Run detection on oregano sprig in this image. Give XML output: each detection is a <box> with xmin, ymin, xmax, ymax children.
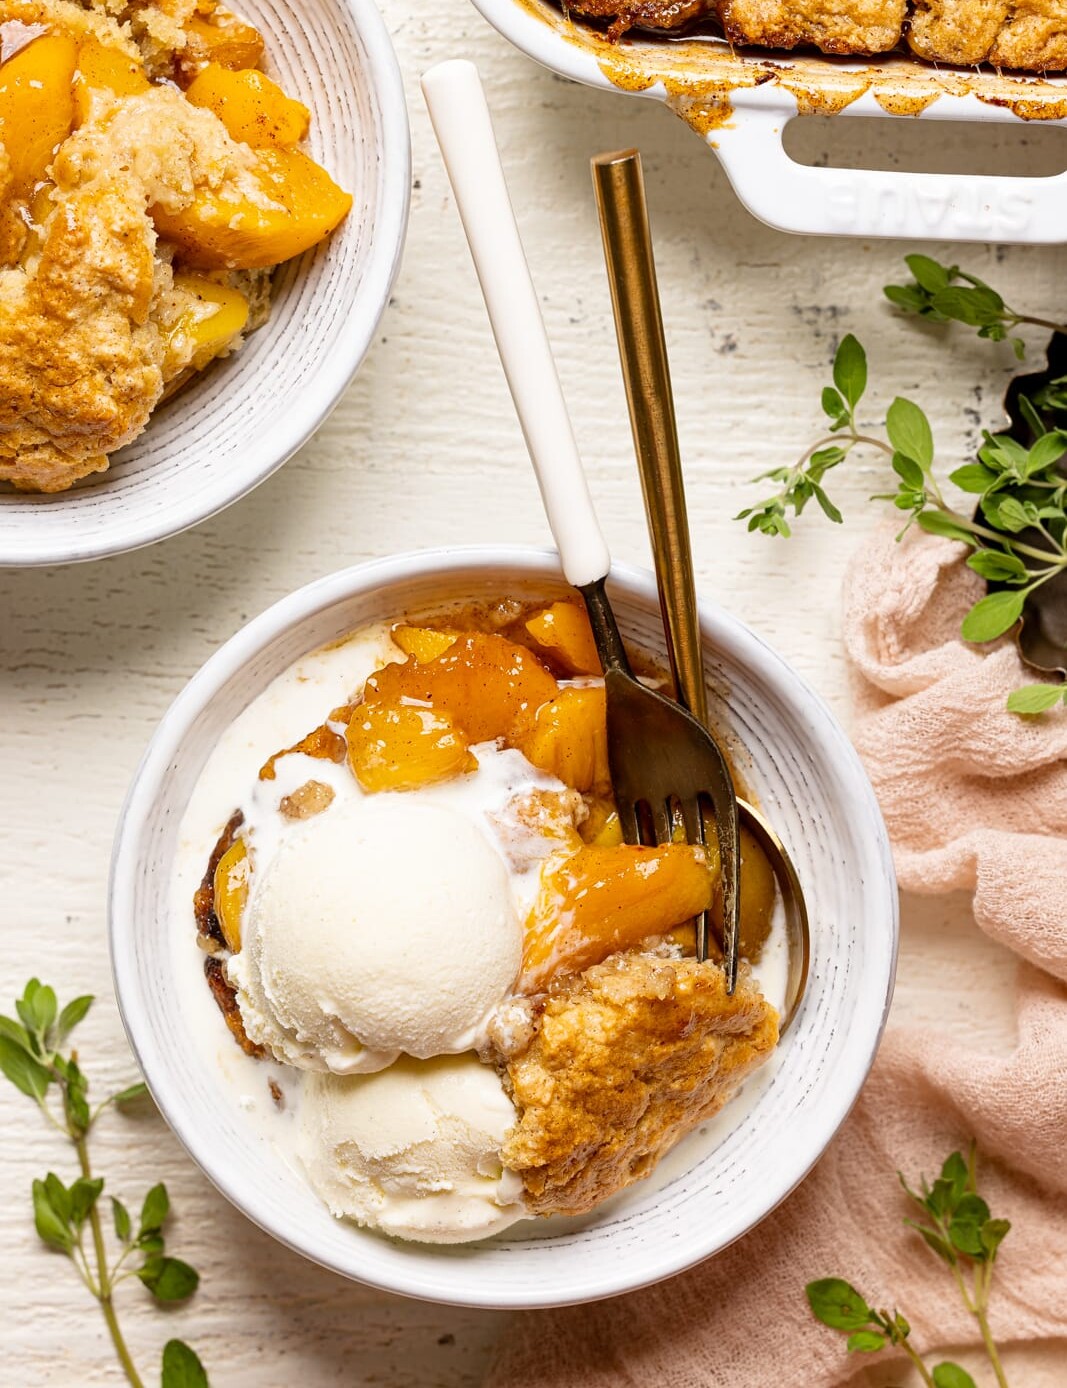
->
<box><xmin>0</xmin><ymin>979</ymin><xmax>210</xmax><ymax>1387</ymax></box>
<box><xmin>737</xmin><ymin>282</ymin><xmax>1067</xmax><ymax>710</ymax></box>
<box><xmin>807</xmin><ymin>1145</ymin><xmax>1012</xmax><ymax>1388</ymax></box>
<box><xmin>884</xmin><ymin>253</ymin><xmax>1067</xmax><ymax>360</ymax></box>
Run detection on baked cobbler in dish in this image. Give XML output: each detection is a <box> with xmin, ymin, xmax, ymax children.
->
<box><xmin>0</xmin><ymin>0</ymin><xmax>351</xmax><ymax>492</ymax></box>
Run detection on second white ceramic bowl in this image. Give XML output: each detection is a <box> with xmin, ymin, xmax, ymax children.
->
<box><xmin>110</xmin><ymin>548</ymin><xmax>897</xmax><ymax>1307</ymax></box>
<box><xmin>0</xmin><ymin>0</ymin><xmax>410</xmax><ymax>567</ymax></box>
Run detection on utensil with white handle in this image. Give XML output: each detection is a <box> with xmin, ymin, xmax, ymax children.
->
<box><xmin>422</xmin><ymin>58</ymin><xmax>741</xmax><ymax>985</ymax></box>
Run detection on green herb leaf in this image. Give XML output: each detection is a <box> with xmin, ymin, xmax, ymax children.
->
<box><xmin>966</xmin><ymin>550</ymin><xmax>1028</xmax><ymax>582</ymax></box>
<box><xmin>0</xmin><ymin>1014</ymin><xmax>33</xmax><ymax>1053</ymax></box>
<box><xmin>930</xmin><ymin>284</ymin><xmax>1005</xmax><ymax>327</ymax></box>
<box><xmin>915</xmin><ymin>512</ymin><xmax>977</xmax><ymax>546</ymax></box>
<box><xmin>833</xmin><ymin>335</ymin><xmax>867</xmax><ymax>411</ymax></box>
<box><xmin>812</xmin><ymin>485</ymin><xmax>844</xmax><ymax>524</ymax></box>
<box><xmin>112</xmin><ymin>1197</ymin><xmax>132</xmax><ymax>1244</ymax></box>
<box><xmin>960</xmin><ymin>590</ymin><xmax>1025</xmax><ymax>643</ymax></box>
<box><xmin>932</xmin><ymin>1363</ymin><xmax>978</xmax><ymax>1388</ymax></box>
<box><xmin>44</xmin><ymin>1173</ymin><xmax>72</xmax><ymax>1225</ymax></box>
<box><xmin>140</xmin><ymin>1183</ymin><xmax>170</xmax><ymax>1235</ymax></box>
<box><xmin>161</xmin><ymin>1339</ymin><xmax>209</xmax><ymax>1388</ymax></box>
<box><xmin>805</xmin><ymin>1278</ymin><xmax>873</xmax><ymax>1331</ymax></box>
<box><xmin>56</xmin><ymin>996</ymin><xmax>93</xmax><ymax>1042</ymax></box>
<box><xmin>821</xmin><ymin>386</ymin><xmax>848</xmax><ymax>427</ymax></box>
<box><xmin>884</xmin><ymin>282</ymin><xmax>932</xmax><ymax>316</ymax></box>
<box><xmin>948</xmin><ymin>463</ymin><xmax>998</xmax><ymax>494</ymax></box>
<box><xmin>886</xmin><ymin>398</ymin><xmax>934</xmax><ymax>469</ymax></box>
<box><xmin>139</xmin><ymin>1256</ymin><xmax>199</xmax><ymax>1302</ymax></box>
<box><xmin>1025</xmin><ymin>431</ymin><xmax>1067</xmax><ymax>473</ymax></box>
<box><xmin>892</xmin><ymin>453</ymin><xmax>925</xmax><ymax>490</ymax></box>
<box><xmin>112</xmin><ymin>1082</ymin><xmax>149</xmax><ymax>1107</ymax></box>
<box><xmin>1006</xmin><ymin>684</ymin><xmax>1066</xmax><ymax>715</ymax></box>
<box><xmin>32</xmin><ymin>1177</ymin><xmax>73</xmax><ymax>1253</ymax></box>
<box><xmin>981</xmin><ymin>1217</ymin><xmax>1011</xmax><ymax>1256</ymax></box>
<box><xmin>905</xmin><ymin>1219</ymin><xmax>956</xmax><ymax>1264</ymax></box>
<box><xmin>0</xmin><ymin>1035</ymin><xmax>51</xmax><ymax>1100</ymax></box>
<box><xmin>846</xmin><ymin>1330</ymin><xmax>886</xmax><ymax>1353</ymax></box>
<box><xmin>940</xmin><ymin>1152</ymin><xmax>969</xmax><ymax>1202</ymax></box>
<box><xmin>68</xmin><ymin>1177</ymin><xmax>104</xmax><ymax>1227</ymax></box>
<box><xmin>948</xmin><ymin>1193</ymin><xmax>993</xmax><ymax>1256</ymax></box>
<box><xmin>62</xmin><ymin>1059</ymin><xmax>90</xmax><ymax>1138</ymax></box>
<box><xmin>981</xmin><ymin>495</ymin><xmax>1033</xmax><ymax>534</ymax></box>
<box><xmin>905</xmin><ymin>254</ymin><xmax>952</xmax><ymax>295</ymax></box>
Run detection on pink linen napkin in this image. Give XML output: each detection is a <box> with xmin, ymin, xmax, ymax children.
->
<box><xmin>487</xmin><ymin>526</ymin><xmax>1067</xmax><ymax>1387</ymax></box>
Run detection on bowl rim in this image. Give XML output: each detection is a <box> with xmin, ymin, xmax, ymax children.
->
<box><xmin>0</xmin><ymin>0</ymin><xmax>411</xmax><ymax>569</ymax></box>
<box><xmin>109</xmin><ymin>545</ymin><xmax>899</xmax><ymax>1308</ymax></box>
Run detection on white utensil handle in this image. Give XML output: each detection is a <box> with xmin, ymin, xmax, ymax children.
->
<box><xmin>712</xmin><ymin>97</ymin><xmax>1067</xmax><ymax>244</ymax></box>
<box><xmin>421</xmin><ymin>59</ymin><xmax>611</xmax><ymax>588</ymax></box>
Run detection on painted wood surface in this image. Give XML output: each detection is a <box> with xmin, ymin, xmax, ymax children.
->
<box><xmin>2</xmin><ymin>1</ymin><xmax>1065</xmax><ymax>1381</ymax></box>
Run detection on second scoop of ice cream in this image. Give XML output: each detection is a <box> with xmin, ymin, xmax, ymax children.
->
<box><xmin>228</xmin><ymin>798</ymin><xmax>522</xmax><ymax>1072</ymax></box>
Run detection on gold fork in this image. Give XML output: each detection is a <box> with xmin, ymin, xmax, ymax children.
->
<box><xmin>592</xmin><ymin>147</ymin><xmax>810</xmax><ymax>1028</ymax></box>
<box><xmin>422</xmin><ymin>60</ymin><xmax>742</xmax><ymax>989</ymax></box>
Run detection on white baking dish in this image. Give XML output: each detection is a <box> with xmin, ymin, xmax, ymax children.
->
<box><xmin>471</xmin><ymin>0</ymin><xmax>1067</xmax><ymax>243</ymax></box>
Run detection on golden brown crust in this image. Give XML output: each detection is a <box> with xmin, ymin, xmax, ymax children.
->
<box><xmin>194</xmin><ymin>810</ymin><xmax>264</xmax><ymax>1057</ymax></box>
<box><xmin>566</xmin><ymin>0</ymin><xmax>710</xmax><ymax>37</ymax></box>
<box><xmin>563</xmin><ymin>0</ymin><xmax>1064</xmax><ymax>68</ymax></box>
<box><xmin>908</xmin><ymin>0</ymin><xmax>1067</xmax><ymax>71</ymax></box>
<box><xmin>718</xmin><ymin>0</ymin><xmax>905</xmax><ymax>54</ymax></box>
<box><xmin>501</xmin><ymin>951</ymin><xmax>778</xmax><ymax>1216</ymax></box>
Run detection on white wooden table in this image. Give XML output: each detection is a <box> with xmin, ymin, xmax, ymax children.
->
<box><xmin>2</xmin><ymin>3</ymin><xmax>1065</xmax><ymax>1382</ymax></box>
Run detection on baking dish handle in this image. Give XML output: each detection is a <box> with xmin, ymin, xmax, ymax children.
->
<box><xmin>710</xmin><ymin>98</ymin><xmax>1067</xmax><ymax>244</ymax></box>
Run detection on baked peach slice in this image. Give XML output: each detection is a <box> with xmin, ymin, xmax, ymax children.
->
<box><xmin>72</xmin><ymin>38</ymin><xmax>149</xmax><ymax>124</ymax></box>
<box><xmin>364</xmin><ymin>632</ymin><xmax>559</xmax><ymax>745</ymax></box>
<box><xmin>184</xmin><ymin>64</ymin><xmax>309</xmax><ymax>148</ymax></box>
<box><xmin>346</xmin><ymin>702</ymin><xmax>476</xmax><ymax>793</ymax></box>
<box><xmin>0</xmin><ymin>33</ymin><xmax>77</xmax><ymax>193</ymax></box>
<box><xmin>180</xmin><ymin>12</ymin><xmax>266</xmax><ymax>79</ymax></box>
<box><xmin>391</xmin><ymin>625</ymin><xmax>457</xmax><ymax>663</ymax></box>
<box><xmin>213</xmin><ymin>837</ymin><xmax>249</xmax><ymax>952</ymax></box>
<box><xmin>151</xmin><ymin>146</ymin><xmax>352</xmax><ymax>270</ymax></box>
<box><xmin>524</xmin><ymin>601</ymin><xmax>600</xmax><ymax>676</ymax></box>
<box><xmin>518</xmin><ymin>685</ymin><xmax>610</xmax><ymax>795</ymax></box>
<box><xmin>521</xmin><ymin>842</ymin><xmax>715</xmax><ymax>991</ymax></box>
<box><xmin>163</xmin><ymin>273</ymin><xmax>249</xmax><ymax>376</ymax></box>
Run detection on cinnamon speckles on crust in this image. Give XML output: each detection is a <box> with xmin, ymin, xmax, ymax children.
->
<box><xmin>500</xmin><ymin>951</ymin><xmax>778</xmax><ymax>1216</ymax></box>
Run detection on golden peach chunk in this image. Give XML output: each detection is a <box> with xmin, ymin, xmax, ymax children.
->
<box><xmin>213</xmin><ymin>837</ymin><xmax>249</xmax><ymax>952</ymax></box>
<box><xmin>518</xmin><ymin>685</ymin><xmax>609</xmax><ymax>794</ymax></box>
<box><xmin>364</xmin><ymin>632</ymin><xmax>559</xmax><ymax>745</ymax></box>
<box><xmin>184</xmin><ymin>65</ymin><xmax>309</xmax><ymax>149</ymax></box>
<box><xmin>72</xmin><ymin>38</ymin><xmax>149</xmax><ymax>125</ymax></box>
<box><xmin>521</xmin><ymin>842</ymin><xmax>715</xmax><ymax>991</ymax></box>
<box><xmin>346</xmin><ymin>701</ymin><xmax>477</xmax><ymax>792</ymax></box>
<box><xmin>165</xmin><ymin>273</ymin><xmax>249</xmax><ymax>373</ymax></box>
<box><xmin>181</xmin><ymin>13</ymin><xmax>266</xmax><ymax>79</ymax></box>
<box><xmin>524</xmin><ymin>601</ymin><xmax>601</xmax><ymax>676</ymax></box>
<box><xmin>391</xmin><ymin>625</ymin><xmax>458</xmax><ymax>663</ymax></box>
<box><xmin>0</xmin><ymin>34</ymin><xmax>77</xmax><ymax>194</ymax></box>
<box><xmin>151</xmin><ymin>147</ymin><xmax>352</xmax><ymax>271</ymax></box>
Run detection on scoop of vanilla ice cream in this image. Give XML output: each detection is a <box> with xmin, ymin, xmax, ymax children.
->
<box><xmin>227</xmin><ymin>799</ymin><xmax>521</xmax><ymax>1073</ymax></box>
<box><xmin>299</xmin><ymin>1054</ymin><xmax>526</xmax><ymax>1243</ymax></box>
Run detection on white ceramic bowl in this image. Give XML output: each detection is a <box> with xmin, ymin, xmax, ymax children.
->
<box><xmin>0</xmin><ymin>0</ymin><xmax>409</xmax><ymax>567</ymax></box>
<box><xmin>110</xmin><ymin>548</ymin><xmax>898</xmax><ymax>1308</ymax></box>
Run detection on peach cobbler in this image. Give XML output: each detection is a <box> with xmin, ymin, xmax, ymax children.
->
<box><xmin>193</xmin><ymin>597</ymin><xmax>781</xmax><ymax>1241</ymax></box>
<box><xmin>0</xmin><ymin>0</ymin><xmax>351</xmax><ymax>492</ymax></box>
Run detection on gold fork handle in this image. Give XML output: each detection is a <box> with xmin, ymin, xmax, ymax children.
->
<box><xmin>591</xmin><ymin>149</ymin><xmax>707</xmax><ymax>725</ymax></box>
